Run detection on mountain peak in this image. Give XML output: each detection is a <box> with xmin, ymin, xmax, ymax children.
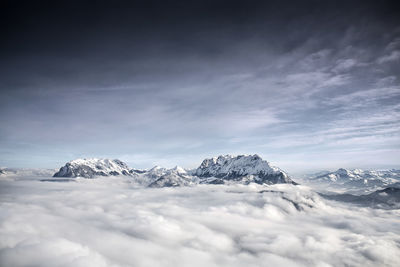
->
<box><xmin>171</xmin><ymin>166</ymin><xmax>186</xmax><ymax>174</ymax></box>
<box><xmin>195</xmin><ymin>154</ymin><xmax>294</xmax><ymax>184</ymax></box>
<box><xmin>53</xmin><ymin>158</ymin><xmax>131</xmax><ymax>178</ymax></box>
<box><xmin>309</xmin><ymin>168</ymin><xmax>400</xmax><ymax>192</ymax></box>
<box><xmin>52</xmin><ymin>155</ymin><xmax>295</xmax><ymax>186</ymax></box>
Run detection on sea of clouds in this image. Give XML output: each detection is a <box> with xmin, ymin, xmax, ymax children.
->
<box><xmin>0</xmin><ymin>175</ymin><xmax>399</xmax><ymax>267</ymax></box>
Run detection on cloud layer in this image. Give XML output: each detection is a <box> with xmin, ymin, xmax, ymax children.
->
<box><xmin>0</xmin><ymin>177</ymin><xmax>399</xmax><ymax>266</ymax></box>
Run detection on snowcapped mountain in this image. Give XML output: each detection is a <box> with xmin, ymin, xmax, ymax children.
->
<box><xmin>53</xmin><ymin>158</ymin><xmax>133</xmax><ymax>178</ymax></box>
<box><xmin>145</xmin><ymin>166</ymin><xmax>168</xmax><ymax>178</ymax></box>
<box><xmin>52</xmin><ymin>155</ymin><xmax>295</xmax><ymax>186</ymax></box>
<box><xmin>307</xmin><ymin>168</ymin><xmax>400</xmax><ymax>193</ymax></box>
<box><xmin>148</xmin><ymin>166</ymin><xmax>195</xmax><ymax>188</ymax></box>
<box><xmin>195</xmin><ymin>154</ymin><xmax>295</xmax><ymax>185</ymax></box>
<box><xmin>312</xmin><ymin>168</ymin><xmax>399</xmax><ymax>182</ymax></box>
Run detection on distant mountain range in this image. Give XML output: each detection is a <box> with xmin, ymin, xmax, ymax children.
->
<box><xmin>306</xmin><ymin>168</ymin><xmax>400</xmax><ymax>193</ymax></box>
<box><xmin>53</xmin><ymin>154</ymin><xmax>296</xmax><ymax>186</ymax></box>
<box><xmin>321</xmin><ymin>187</ymin><xmax>400</xmax><ymax>209</ymax></box>
<box><xmin>3</xmin><ymin>159</ymin><xmax>400</xmax><ymax>209</ymax></box>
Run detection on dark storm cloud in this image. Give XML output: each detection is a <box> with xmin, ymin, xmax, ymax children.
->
<box><xmin>0</xmin><ymin>0</ymin><xmax>399</xmax><ymax>170</ymax></box>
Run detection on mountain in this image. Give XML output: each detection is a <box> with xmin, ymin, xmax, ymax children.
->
<box><xmin>311</xmin><ymin>168</ymin><xmax>400</xmax><ymax>184</ymax></box>
<box><xmin>321</xmin><ymin>187</ymin><xmax>400</xmax><ymax>209</ymax></box>
<box><xmin>52</xmin><ymin>155</ymin><xmax>295</xmax><ymax>186</ymax></box>
<box><xmin>312</xmin><ymin>168</ymin><xmax>400</xmax><ymax>182</ymax></box>
<box><xmin>53</xmin><ymin>158</ymin><xmax>133</xmax><ymax>178</ymax></box>
<box><xmin>148</xmin><ymin>166</ymin><xmax>195</xmax><ymax>188</ymax></box>
<box><xmin>195</xmin><ymin>154</ymin><xmax>295</xmax><ymax>185</ymax></box>
<box><xmin>307</xmin><ymin>168</ymin><xmax>400</xmax><ymax>193</ymax></box>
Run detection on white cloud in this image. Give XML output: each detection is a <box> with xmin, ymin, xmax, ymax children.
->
<box><xmin>324</xmin><ymin>86</ymin><xmax>400</xmax><ymax>107</ymax></box>
<box><xmin>283</xmin><ymin>71</ymin><xmax>350</xmax><ymax>97</ymax></box>
<box><xmin>332</xmin><ymin>58</ymin><xmax>358</xmax><ymax>73</ymax></box>
<box><xmin>377</xmin><ymin>50</ymin><xmax>400</xmax><ymax>64</ymax></box>
<box><xmin>0</xmin><ymin>178</ymin><xmax>399</xmax><ymax>267</ymax></box>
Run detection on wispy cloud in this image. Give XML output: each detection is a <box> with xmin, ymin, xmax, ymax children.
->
<box><xmin>377</xmin><ymin>50</ymin><xmax>400</xmax><ymax>64</ymax></box>
<box><xmin>1</xmin><ymin>3</ymin><xmax>399</xmax><ymax>171</ymax></box>
<box><xmin>323</xmin><ymin>86</ymin><xmax>400</xmax><ymax>107</ymax></box>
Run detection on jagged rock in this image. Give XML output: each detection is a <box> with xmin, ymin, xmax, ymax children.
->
<box><xmin>53</xmin><ymin>158</ymin><xmax>133</xmax><ymax>178</ymax></box>
<box><xmin>52</xmin><ymin>155</ymin><xmax>296</xmax><ymax>186</ymax></box>
<box><xmin>195</xmin><ymin>154</ymin><xmax>295</xmax><ymax>185</ymax></box>
<box><xmin>309</xmin><ymin>168</ymin><xmax>400</xmax><ymax>190</ymax></box>
<box><xmin>148</xmin><ymin>166</ymin><xmax>194</xmax><ymax>188</ymax></box>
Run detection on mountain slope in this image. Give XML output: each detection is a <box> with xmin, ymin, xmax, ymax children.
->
<box><xmin>148</xmin><ymin>166</ymin><xmax>195</xmax><ymax>188</ymax></box>
<box><xmin>195</xmin><ymin>154</ymin><xmax>295</xmax><ymax>185</ymax></box>
<box><xmin>53</xmin><ymin>158</ymin><xmax>133</xmax><ymax>178</ymax></box>
<box><xmin>313</xmin><ymin>168</ymin><xmax>399</xmax><ymax>182</ymax></box>
<box><xmin>52</xmin><ymin>155</ymin><xmax>295</xmax><ymax>186</ymax></box>
<box><xmin>308</xmin><ymin>168</ymin><xmax>400</xmax><ymax>192</ymax></box>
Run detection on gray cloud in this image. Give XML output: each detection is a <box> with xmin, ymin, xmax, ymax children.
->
<box><xmin>0</xmin><ymin>1</ymin><xmax>399</xmax><ymax>171</ymax></box>
<box><xmin>378</xmin><ymin>51</ymin><xmax>400</xmax><ymax>64</ymax></box>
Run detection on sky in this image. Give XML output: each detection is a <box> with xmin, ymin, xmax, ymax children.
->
<box><xmin>0</xmin><ymin>0</ymin><xmax>399</xmax><ymax>173</ymax></box>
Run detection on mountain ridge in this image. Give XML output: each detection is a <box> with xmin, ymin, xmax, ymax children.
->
<box><xmin>53</xmin><ymin>158</ymin><xmax>132</xmax><ymax>178</ymax></box>
<box><xmin>306</xmin><ymin>168</ymin><xmax>400</xmax><ymax>193</ymax></box>
<box><xmin>52</xmin><ymin>155</ymin><xmax>295</xmax><ymax>186</ymax></box>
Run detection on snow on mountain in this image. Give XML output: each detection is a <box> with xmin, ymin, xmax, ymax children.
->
<box><xmin>148</xmin><ymin>166</ymin><xmax>194</xmax><ymax>188</ymax></box>
<box><xmin>53</xmin><ymin>158</ymin><xmax>133</xmax><ymax>178</ymax></box>
<box><xmin>311</xmin><ymin>168</ymin><xmax>400</xmax><ymax>183</ymax></box>
<box><xmin>52</xmin><ymin>155</ymin><xmax>295</xmax><ymax>186</ymax></box>
<box><xmin>307</xmin><ymin>168</ymin><xmax>400</xmax><ymax>193</ymax></box>
<box><xmin>130</xmin><ymin>168</ymin><xmax>147</xmax><ymax>174</ymax></box>
<box><xmin>145</xmin><ymin>166</ymin><xmax>168</xmax><ymax>177</ymax></box>
<box><xmin>195</xmin><ymin>154</ymin><xmax>295</xmax><ymax>185</ymax></box>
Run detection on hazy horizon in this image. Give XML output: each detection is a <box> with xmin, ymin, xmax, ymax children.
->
<box><xmin>1</xmin><ymin>153</ymin><xmax>399</xmax><ymax>177</ymax></box>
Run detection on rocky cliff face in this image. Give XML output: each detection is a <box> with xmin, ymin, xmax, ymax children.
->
<box><xmin>311</xmin><ymin>168</ymin><xmax>400</xmax><ymax>185</ymax></box>
<box><xmin>195</xmin><ymin>154</ymin><xmax>295</xmax><ymax>185</ymax></box>
<box><xmin>52</xmin><ymin>155</ymin><xmax>295</xmax><ymax>186</ymax></box>
<box><xmin>305</xmin><ymin>168</ymin><xmax>400</xmax><ymax>193</ymax></box>
<box><xmin>53</xmin><ymin>158</ymin><xmax>132</xmax><ymax>178</ymax></box>
<box><xmin>148</xmin><ymin>166</ymin><xmax>194</xmax><ymax>188</ymax></box>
